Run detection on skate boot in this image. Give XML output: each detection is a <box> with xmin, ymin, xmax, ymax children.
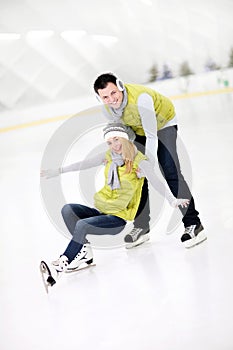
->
<box><xmin>181</xmin><ymin>223</ymin><xmax>207</xmax><ymax>248</ymax></box>
<box><xmin>66</xmin><ymin>243</ymin><xmax>94</xmax><ymax>273</ymax></box>
<box><xmin>40</xmin><ymin>255</ymin><xmax>69</xmax><ymax>293</ymax></box>
<box><xmin>124</xmin><ymin>227</ymin><xmax>150</xmax><ymax>249</ymax></box>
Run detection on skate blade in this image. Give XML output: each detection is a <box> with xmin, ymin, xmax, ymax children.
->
<box><xmin>183</xmin><ymin>232</ymin><xmax>207</xmax><ymax>249</ymax></box>
<box><xmin>125</xmin><ymin>234</ymin><xmax>150</xmax><ymax>249</ymax></box>
<box><xmin>40</xmin><ymin>261</ymin><xmax>56</xmax><ymax>294</ymax></box>
<box><xmin>65</xmin><ymin>262</ymin><xmax>96</xmax><ymax>274</ymax></box>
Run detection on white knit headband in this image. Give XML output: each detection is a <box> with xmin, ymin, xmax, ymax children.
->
<box><xmin>104</xmin><ymin>130</ymin><xmax>129</xmax><ymax>141</ymax></box>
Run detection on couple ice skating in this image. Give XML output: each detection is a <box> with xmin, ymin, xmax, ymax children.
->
<box><xmin>40</xmin><ymin>73</ymin><xmax>206</xmax><ymax>291</ymax></box>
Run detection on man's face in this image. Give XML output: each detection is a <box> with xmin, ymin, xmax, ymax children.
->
<box><xmin>97</xmin><ymin>82</ymin><xmax>123</xmax><ymax>109</ymax></box>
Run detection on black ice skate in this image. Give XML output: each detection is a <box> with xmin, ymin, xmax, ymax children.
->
<box><xmin>181</xmin><ymin>223</ymin><xmax>207</xmax><ymax>248</ymax></box>
<box><xmin>124</xmin><ymin>227</ymin><xmax>150</xmax><ymax>249</ymax></box>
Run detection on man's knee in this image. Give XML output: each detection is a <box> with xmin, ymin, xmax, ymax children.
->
<box><xmin>160</xmin><ymin>163</ymin><xmax>178</xmax><ymax>180</ymax></box>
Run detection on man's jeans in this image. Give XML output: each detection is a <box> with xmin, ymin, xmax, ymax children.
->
<box><xmin>134</xmin><ymin>126</ymin><xmax>200</xmax><ymax>229</ymax></box>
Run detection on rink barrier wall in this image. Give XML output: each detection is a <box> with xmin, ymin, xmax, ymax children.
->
<box><xmin>0</xmin><ymin>87</ymin><xmax>233</xmax><ymax>133</ymax></box>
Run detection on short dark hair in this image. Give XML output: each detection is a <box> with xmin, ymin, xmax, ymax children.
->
<box><xmin>93</xmin><ymin>73</ymin><xmax>117</xmax><ymax>93</ymax></box>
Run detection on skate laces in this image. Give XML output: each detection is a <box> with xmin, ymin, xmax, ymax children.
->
<box><xmin>74</xmin><ymin>244</ymin><xmax>87</xmax><ymax>260</ymax></box>
<box><xmin>184</xmin><ymin>225</ymin><xmax>196</xmax><ymax>236</ymax></box>
<box><xmin>129</xmin><ymin>228</ymin><xmax>143</xmax><ymax>239</ymax></box>
<box><xmin>52</xmin><ymin>255</ymin><xmax>68</xmax><ymax>271</ymax></box>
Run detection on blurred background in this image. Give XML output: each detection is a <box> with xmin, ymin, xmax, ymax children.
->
<box><xmin>0</xmin><ymin>0</ymin><xmax>233</xmax><ymax>120</ymax></box>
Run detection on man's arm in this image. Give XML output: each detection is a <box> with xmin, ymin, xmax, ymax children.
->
<box><xmin>138</xmin><ymin>160</ymin><xmax>189</xmax><ymax>208</ymax></box>
<box><xmin>137</xmin><ymin>93</ymin><xmax>158</xmax><ymax>165</ymax></box>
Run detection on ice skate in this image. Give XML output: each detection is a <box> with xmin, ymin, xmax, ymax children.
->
<box><xmin>124</xmin><ymin>227</ymin><xmax>150</xmax><ymax>249</ymax></box>
<box><xmin>181</xmin><ymin>223</ymin><xmax>207</xmax><ymax>248</ymax></box>
<box><xmin>65</xmin><ymin>243</ymin><xmax>95</xmax><ymax>273</ymax></box>
<box><xmin>40</xmin><ymin>255</ymin><xmax>69</xmax><ymax>293</ymax></box>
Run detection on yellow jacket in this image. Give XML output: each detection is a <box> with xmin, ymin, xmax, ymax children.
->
<box><xmin>105</xmin><ymin>83</ymin><xmax>175</xmax><ymax>135</ymax></box>
<box><xmin>94</xmin><ymin>150</ymin><xmax>147</xmax><ymax>221</ymax></box>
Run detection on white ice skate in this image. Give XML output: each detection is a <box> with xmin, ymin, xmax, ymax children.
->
<box><xmin>65</xmin><ymin>243</ymin><xmax>95</xmax><ymax>273</ymax></box>
<box><xmin>40</xmin><ymin>255</ymin><xmax>69</xmax><ymax>293</ymax></box>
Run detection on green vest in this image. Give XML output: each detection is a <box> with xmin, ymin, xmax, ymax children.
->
<box><xmin>94</xmin><ymin>150</ymin><xmax>147</xmax><ymax>221</ymax></box>
<box><xmin>105</xmin><ymin>84</ymin><xmax>175</xmax><ymax>136</ymax></box>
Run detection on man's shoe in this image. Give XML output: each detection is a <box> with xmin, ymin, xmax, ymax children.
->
<box><xmin>124</xmin><ymin>227</ymin><xmax>150</xmax><ymax>249</ymax></box>
<box><xmin>181</xmin><ymin>223</ymin><xmax>206</xmax><ymax>248</ymax></box>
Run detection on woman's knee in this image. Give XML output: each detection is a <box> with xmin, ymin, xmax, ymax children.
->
<box><xmin>73</xmin><ymin>220</ymin><xmax>89</xmax><ymax>243</ymax></box>
<box><xmin>61</xmin><ymin>203</ymin><xmax>72</xmax><ymax>220</ymax></box>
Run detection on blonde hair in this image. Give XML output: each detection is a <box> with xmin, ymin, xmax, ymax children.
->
<box><xmin>119</xmin><ymin>137</ymin><xmax>137</xmax><ymax>173</ymax></box>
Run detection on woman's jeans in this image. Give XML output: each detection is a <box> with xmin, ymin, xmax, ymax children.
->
<box><xmin>61</xmin><ymin>204</ymin><xmax>126</xmax><ymax>262</ymax></box>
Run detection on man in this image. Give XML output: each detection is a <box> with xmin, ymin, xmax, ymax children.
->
<box><xmin>93</xmin><ymin>72</ymin><xmax>206</xmax><ymax>249</ymax></box>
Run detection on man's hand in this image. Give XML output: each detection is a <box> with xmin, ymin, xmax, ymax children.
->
<box><xmin>171</xmin><ymin>198</ymin><xmax>190</xmax><ymax>208</ymax></box>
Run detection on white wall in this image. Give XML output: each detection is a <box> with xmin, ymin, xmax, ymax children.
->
<box><xmin>1</xmin><ymin>0</ymin><xmax>233</xmax><ymax>114</ymax></box>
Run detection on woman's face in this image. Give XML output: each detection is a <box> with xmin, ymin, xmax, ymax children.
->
<box><xmin>106</xmin><ymin>137</ymin><xmax>122</xmax><ymax>154</ymax></box>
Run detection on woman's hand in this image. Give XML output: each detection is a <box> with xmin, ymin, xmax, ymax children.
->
<box><xmin>171</xmin><ymin>198</ymin><xmax>190</xmax><ymax>208</ymax></box>
<box><xmin>40</xmin><ymin>168</ymin><xmax>60</xmax><ymax>179</ymax></box>
<box><xmin>135</xmin><ymin>167</ymin><xmax>145</xmax><ymax>178</ymax></box>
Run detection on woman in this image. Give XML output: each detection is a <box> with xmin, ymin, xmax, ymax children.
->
<box><xmin>40</xmin><ymin>123</ymin><xmax>189</xmax><ymax>288</ymax></box>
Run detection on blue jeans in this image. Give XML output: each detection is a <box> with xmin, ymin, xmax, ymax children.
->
<box><xmin>157</xmin><ymin>126</ymin><xmax>201</xmax><ymax>227</ymax></box>
<box><xmin>61</xmin><ymin>204</ymin><xmax>126</xmax><ymax>262</ymax></box>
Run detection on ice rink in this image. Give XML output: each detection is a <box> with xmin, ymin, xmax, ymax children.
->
<box><xmin>1</xmin><ymin>89</ymin><xmax>233</xmax><ymax>350</ymax></box>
